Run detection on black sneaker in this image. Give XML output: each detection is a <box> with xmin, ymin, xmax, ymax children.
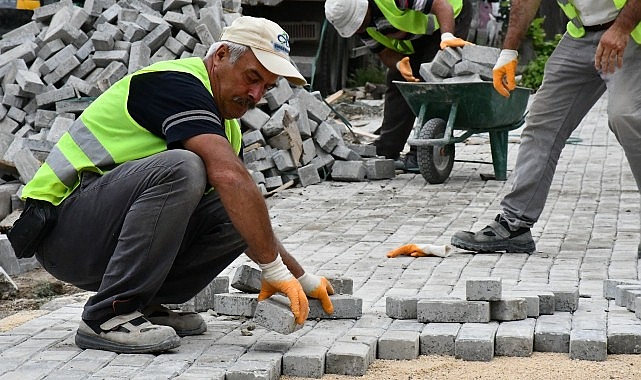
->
<box><xmin>403</xmin><ymin>153</ymin><xmax>419</xmax><ymax>173</ymax></box>
<box><xmin>451</xmin><ymin>214</ymin><xmax>536</xmax><ymax>253</ymax></box>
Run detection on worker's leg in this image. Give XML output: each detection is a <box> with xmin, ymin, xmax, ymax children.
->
<box><xmin>500</xmin><ymin>32</ymin><xmax>606</xmax><ymax>229</ymax></box>
<box><xmin>451</xmin><ymin>33</ymin><xmax>606</xmax><ymax>253</ymax></box>
<box><xmin>37</xmin><ymin>149</ymin><xmax>207</xmax><ymax>322</ymax></box>
<box><xmin>606</xmin><ymin>41</ymin><xmax>641</xmax><ymax>191</ymax></box>
<box><xmin>149</xmin><ymin>192</ymin><xmax>248</xmax><ymax>304</ymax></box>
<box><xmin>374</xmin><ymin>0</ymin><xmax>472</xmax><ymax>161</ymax></box>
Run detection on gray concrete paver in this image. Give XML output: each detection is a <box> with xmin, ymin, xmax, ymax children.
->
<box><xmin>2</xmin><ymin>93</ymin><xmax>641</xmax><ymax>377</ymax></box>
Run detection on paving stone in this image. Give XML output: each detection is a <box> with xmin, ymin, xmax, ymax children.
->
<box><xmin>570</xmin><ymin>329</ymin><xmax>607</xmax><ymax>361</ymax></box>
<box><xmin>417</xmin><ymin>299</ymin><xmax>490</xmax><ymax>323</ymax></box>
<box><xmin>377</xmin><ymin>329</ymin><xmax>420</xmax><ymax>360</ymax></box>
<box><xmin>419</xmin><ymin>322</ymin><xmax>461</xmax><ymax>356</ymax></box>
<box><xmin>455</xmin><ymin>322</ymin><xmax>499</xmax><ymax>362</ymax></box>
<box><xmin>534</xmin><ymin>313</ymin><xmax>572</xmax><ymax>352</ymax></box>
<box><xmin>495</xmin><ymin>318</ymin><xmax>535</xmax><ymax>357</ymax></box>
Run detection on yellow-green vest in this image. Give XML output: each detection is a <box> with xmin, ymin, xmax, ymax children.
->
<box><xmin>22</xmin><ymin>57</ymin><xmax>243</xmax><ymax>205</ymax></box>
<box><xmin>367</xmin><ymin>0</ymin><xmax>463</xmax><ymax>54</ymax></box>
<box><xmin>557</xmin><ymin>0</ymin><xmax>641</xmax><ymax>43</ymax></box>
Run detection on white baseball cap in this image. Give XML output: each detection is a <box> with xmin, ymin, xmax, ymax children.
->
<box><xmin>324</xmin><ymin>0</ymin><xmax>369</xmax><ymax>38</ymax></box>
<box><xmin>221</xmin><ymin>16</ymin><xmax>306</xmax><ymax>86</ymax></box>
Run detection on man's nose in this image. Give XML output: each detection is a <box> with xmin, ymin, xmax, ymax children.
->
<box><xmin>248</xmin><ymin>84</ymin><xmax>265</xmax><ymax>102</ymax></box>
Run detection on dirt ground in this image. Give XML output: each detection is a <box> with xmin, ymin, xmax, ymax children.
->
<box><xmin>3</xmin><ymin>269</ymin><xmax>641</xmax><ymax>378</ymax></box>
<box><xmin>0</xmin><ymin>268</ymin><xmax>83</xmax><ymax>323</ymax></box>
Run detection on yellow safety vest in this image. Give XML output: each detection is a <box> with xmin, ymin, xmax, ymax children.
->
<box><xmin>367</xmin><ymin>0</ymin><xmax>463</xmax><ymax>54</ymax></box>
<box><xmin>557</xmin><ymin>0</ymin><xmax>641</xmax><ymax>43</ymax></box>
<box><xmin>22</xmin><ymin>57</ymin><xmax>243</xmax><ymax>205</ymax></box>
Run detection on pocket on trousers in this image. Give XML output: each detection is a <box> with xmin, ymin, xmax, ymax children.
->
<box><xmin>7</xmin><ymin>200</ymin><xmax>58</xmax><ymax>259</ymax></box>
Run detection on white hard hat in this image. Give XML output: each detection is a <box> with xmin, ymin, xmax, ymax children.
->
<box><xmin>324</xmin><ymin>0</ymin><xmax>369</xmax><ymax>38</ymax></box>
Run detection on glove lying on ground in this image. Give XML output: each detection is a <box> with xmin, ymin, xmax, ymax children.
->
<box><xmin>297</xmin><ymin>273</ymin><xmax>335</xmax><ymax>314</ymax></box>
<box><xmin>386</xmin><ymin>243</ymin><xmax>453</xmax><ymax>258</ymax></box>
<box><xmin>258</xmin><ymin>255</ymin><xmax>309</xmax><ymax>324</ymax></box>
<box><xmin>440</xmin><ymin>32</ymin><xmax>472</xmax><ymax>50</ymax></box>
<box><xmin>396</xmin><ymin>57</ymin><xmax>420</xmax><ymax>82</ymax></box>
<box><xmin>493</xmin><ymin>49</ymin><xmax>518</xmax><ymax>97</ymax></box>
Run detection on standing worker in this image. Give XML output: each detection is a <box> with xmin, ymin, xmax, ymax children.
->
<box><xmin>451</xmin><ymin>1</ymin><xmax>641</xmax><ymax>253</ymax></box>
<box><xmin>324</xmin><ymin>0</ymin><xmax>473</xmax><ymax>172</ymax></box>
<box><xmin>8</xmin><ymin>16</ymin><xmax>334</xmax><ymax>354</ymax></box>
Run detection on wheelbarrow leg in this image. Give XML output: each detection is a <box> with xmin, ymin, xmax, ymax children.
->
<box><xmin>488</xmin><ymin>130</ymin><xmax>509</xmax><ymax>181</ymax></box>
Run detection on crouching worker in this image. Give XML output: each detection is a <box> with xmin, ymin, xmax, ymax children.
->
<box><xmin>8</xmin><ymin>16</ymin><xmax>334</xmax><ymax>354</ymax></box>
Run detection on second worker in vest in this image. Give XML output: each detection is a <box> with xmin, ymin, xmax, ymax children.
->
<box><xmin>9</xmin><ymin>16</ymin><xmax>334</xmax><ymax>354</ymax></box>
<box><xmin>325</xmin><ymin>0</ymin><xmax>472</xmax><ymax>172</ymax></box>
<box><xmin>451</xmin><ymin>0</ymin><xmax>641</xmax><ymax>254</ymax></box>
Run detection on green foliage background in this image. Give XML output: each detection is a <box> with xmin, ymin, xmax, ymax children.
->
<box><xmin>519</xmin><ymin>17</ymin><xmax>562</xmax><ymax>91</ymax></box>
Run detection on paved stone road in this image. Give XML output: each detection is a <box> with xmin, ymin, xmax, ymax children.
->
<box><xmin>1</xmin><ymin>93</ymin><xmax>640</xmax><ymax>379</ymax></box>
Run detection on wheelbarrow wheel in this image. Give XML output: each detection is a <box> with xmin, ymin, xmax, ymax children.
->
<box><xmin>417</xmin><ymin>118</ymin><xmax>455</xmax><ymax>184</ymax></box>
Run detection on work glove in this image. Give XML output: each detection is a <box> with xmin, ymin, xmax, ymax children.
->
<box><xmin>297</xmin><ymin>273</ymin><xmax>335</xmax><ymax>314</ymax></box>
<box><xmin>258</xmin><ymin>255</ymin><xmax>309</xmax><ymax>324</ymax></box>
<box><xmin>386</xmin><ymin>243</ymin><xmax>453</xmax><ymax>258</ymax></box>
<box><xmin>396</xmin><ymin>57</ymin><xmax>420</xmax><ymax>82</ymax></box>
<box><xmin>493</xmin><ymin>49</ymin><xmax>518</xmax><ymax>97</ymax></box>
<box><xmin>439</xmin><ymin>32</ymin><xmax>471</xmax><ymax>50</ymax></box>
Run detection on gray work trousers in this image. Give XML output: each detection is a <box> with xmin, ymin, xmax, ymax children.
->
<box><xmin>501</xmin><ymin>31</ymin><xmax>641</xmax><ymax>229</ymax></box>
<box><xmin>36</xmin><ymin>150</ymin><xmax>247</xmax><ymax>322</ymax></box>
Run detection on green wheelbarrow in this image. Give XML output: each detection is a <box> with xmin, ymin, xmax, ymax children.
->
<box><xmin>394</xmin><ymin>81</ymin><xmax>532</xmax><ymax>184</ymax></box>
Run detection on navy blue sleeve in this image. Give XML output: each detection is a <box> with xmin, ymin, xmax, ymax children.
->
<box><xmin>127</xmin><ymin>71</ymin><xmax>227</xmax><ymax>149</ymax></box>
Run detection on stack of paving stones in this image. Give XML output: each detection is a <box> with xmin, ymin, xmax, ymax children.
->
<box><xmin>170</xmin><ymin>262</ymin><xmax>386</xmax><ymax>378</ymax></box>
<box><xmin>384</xmin><ymin>277</ymin><xmax>618</xmax><ymax>362</ymax></box>
<box><xmin>0</xmin><ymin>0</ymin><xmax>395</xmax><ymax>213</ymax></box>
<box><xmin>419</xmin><ymin>44</ymin><xmax>500</xmax><ymax>83</ymax></box>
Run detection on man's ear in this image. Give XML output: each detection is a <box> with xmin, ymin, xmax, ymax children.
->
<box><xmin>213</xmin><ymin>44</ymin><xmax>229</xmax><ymax>64</ymax></box>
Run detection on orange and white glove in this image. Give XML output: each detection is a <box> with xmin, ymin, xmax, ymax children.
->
<box><xmin>297</xmin><ymin>273</ymin><xmax>335</xmax><ymax>314</ymax></box>
<box><xmin>396</xmin><ymin>57</ymin><xmax>420</xmax><ymax>82</ymax></box>
<box><xmin>386</xmin><ymin>243</ymin><xmax>453</xmax><ymax>258</ymax></box>
<box><xmin>439</xmin><ymin>32</ymin><xmax>472</xmax><ymax>49</ymax></box>
<box><xmin>493</xmin><ymin>49</ymin><xmax>518</xmax><ymax>97</ymax></box>
<box><xmin>258</xmin><ymin>255</ymin><xmax>309</xmax><ymax>324</ymax></box>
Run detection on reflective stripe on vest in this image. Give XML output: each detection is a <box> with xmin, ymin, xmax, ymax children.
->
<box><xmin>22</xmin><ymin>57</ymin><xmax>243</xmax><ymax>205</ymax></box>
<box><xmin>367</xmin><ymin>0</ymin><xmax>463</xmax><ymax>54</ymax></box>
<box><xmin>557</xmin><ymin>0</ymin><xmax>641</xmax><ymax>43</ymax></box>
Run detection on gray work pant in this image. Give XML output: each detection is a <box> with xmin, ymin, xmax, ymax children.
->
<box><xmin>501</xmin><ymin>31</ymin><xmax>641</xmax><ymax>229</ymax></box>
<box><xmin>36</xmin><ymin>150</ymin><xmax>247</xmax><ymax>322</ymax></box>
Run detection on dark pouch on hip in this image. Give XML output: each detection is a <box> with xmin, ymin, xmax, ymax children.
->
<box><xmin>7</xmin><ymin>199</ymin><xmax>58</xmax><ymax>259</ymax></box>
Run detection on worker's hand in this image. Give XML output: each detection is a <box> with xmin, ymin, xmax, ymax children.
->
<box><xmin>297</xmin><ymin>273</ymin><xmax>335</xmax><ymax>314</ymax></box>
<box><xmin>595</xmin><ymin>26</ymin><xmax>627</xmax><ymax>74</ymax></box>
<box><xmin>258</xmin><ymin>255</ymin><xmax>309</xmax><ymax>324</ymax></box>
<box><xmin>396</xmin><ymin>57</ymin><xmax>420</xmax><ymax>82</ymax></box>
<box><xmin>440</xmin><ymin>32</ymin><xmax>472</xmax><ymax>50</ymax></box>
<box><xmin>493</xmin><ymin>49</ymin><xmax>518</xmax><ymax>97</ymax></box>
<box><xmin>386</xmin><ymin>243</ymin><xmax>453</xmax><ymax>258</ymax></box>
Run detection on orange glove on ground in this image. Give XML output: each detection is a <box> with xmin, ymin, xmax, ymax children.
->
<box><xmin>396</xmin><ymin>57</ymin><xmax>420</xmax><ymax>82</ymax></box>
<box><xmin>493</xmin><ymin>49</ymin><xmax>518</xmax><ymax>97</ymax></box>
<box><xmin>386</xmin><ymin>243</ymin><xmax>453</xmax><ymax>258</ymax></box>
<box><xmin>439</xmin><ymin>32</ymin><xmax>472</xmax><ymax>49</ymax></box>
<box><xmin>298</xmin><ymin>273</ymin><xmax>335</xmax><ymax>314</ymax></box>
<box><xmin>257</xmin><ymin>255</ymin><xmax>309</xmax><ymax>324</ymax></box>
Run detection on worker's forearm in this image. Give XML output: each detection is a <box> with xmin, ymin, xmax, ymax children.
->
<box><xmin>213</xmin><ymin>166</ymin><xmax>279</xmax><ymax>265</ymax></box>
<box><xmin>503</xmin><ymin>0</ymin><xmax>542</xmax><ymax>50</ymax></box>
<box><xmin>614</xmin><ymin>0</ymin><xmax>641</xmax><ymax>34</ymax></box>
<box><xmin>432</xmin><ymin>0</ymin><xmax>456</xmax><ymax>34</ymax></box>
<box><xmin>277</xmin><ymin>239</ymin><xmax>305</xmax><ymax>278</ymax></box>
<box><xmin>378</xmin><ymin>49</ymin><xmax>405</xmax><ymax>69</ymax></box>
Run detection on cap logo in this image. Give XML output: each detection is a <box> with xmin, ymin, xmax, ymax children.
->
<box><xmin>274</xmin><ymin>32</ymin><xmax>290</xmax><ymax>55</ymax></box>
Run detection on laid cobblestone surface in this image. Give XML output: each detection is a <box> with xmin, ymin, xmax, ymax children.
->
<box><xmin>1</xmin><ymin>94</ymin><xmax>641</xmax><ymax>378</ymax></box>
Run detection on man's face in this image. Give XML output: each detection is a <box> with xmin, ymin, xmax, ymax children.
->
<box><xmin>210</xmin><ymin>46</ymin><xmax>279</xmax><ymax>119</ymax></box>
